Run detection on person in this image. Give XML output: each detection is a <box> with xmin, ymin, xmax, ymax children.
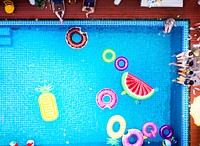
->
<box><xmin>173</xmin><ymin>70</ymin><xmax>200</xmax><ymax>86</ymax></box>
<box><xmin>163</xmin><ymin>18</ymin><xmax>176</xmax><ymax>34</ymax></box>
<box><xmin>169</xmin><ymin>58</ymin><xmax>194</xmax><ymax>68</ymax></box>
<box><xmin>52</xmin><ymin>0</ymin><xmax>65</xmax><ymax>24</ymax></box>
<box><xmin>177</xmin><ymin>67</ymin><xmax>194</xmax><ymax>77</ymax></box>
<box><xmin>82</xmin><ymin>0</ymin><xmax>96</xmax><ymax>18</ymax></box>
<box><xmin>172</xmin><ymin>50</ymin><xmax>194</xmax><ymax>60</ymax></box>
<box><xmin>172</xmin><ymin>75</ymin><xmax>194</xmax><ymax>86</ymax></box>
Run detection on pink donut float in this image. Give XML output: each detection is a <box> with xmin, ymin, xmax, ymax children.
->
<box><xmin>96</xmin><ymin>88</ymin><xmax>118</xmax><ymax>109</ymax></box>
<box><xmin>142</xmin><ymin>122</ymin><xmax>158</xmax><ymax>138</ymax></box>
<box><xmin>122</xmin><ymin>129</ymin><xmax>144</xmax><ymax>146</ymax></box>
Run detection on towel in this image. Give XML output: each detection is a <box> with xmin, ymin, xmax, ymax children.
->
<box><xmin>29</xmin><ymin>0</ymin><xmax>35</xmax><ymax>5</ymax></box>
<box><xmin>148</xmin><ymin>0</ymin><xmax>157</xmax><ymax>7</ymax></box>
<box><xmin>114</xmin><ymin>0</ymin><xmax>121</xmax><ymax>5</ymax></box>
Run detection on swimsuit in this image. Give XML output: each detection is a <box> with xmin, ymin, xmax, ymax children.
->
<box><xmin>53</xmin><ymin>0</ymin><xmax>63</xmax><ymax>4</ymax></box>
<box><xmin>184</xmin><ymin>79</ymin><xmax>190</xmax><ymax>85</ymax></box>
<box><xmin>84</xmin><ymin>0</ymin><xmax>95</xmax><ymax>7</ymax></box>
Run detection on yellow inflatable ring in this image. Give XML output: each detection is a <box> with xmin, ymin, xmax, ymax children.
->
<box><xmin>107</xmin><ymin>115</ymin><xmax>126</xmax><ymax>139</ymax></box>
<box><xmin>102</xmin><ymin>49</ymin><xmax>116</xmax><ymax>63</ymax></box>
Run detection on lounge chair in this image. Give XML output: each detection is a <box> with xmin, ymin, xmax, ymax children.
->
<box><xmin>51</xmin><ymin>0</ymin><xmax>65</xmax><ymax>24</ymax></box>
<box><xmin>82</xmin><ymin>0</ymin><xmax>96</xmax><ymax>18</ymax></box>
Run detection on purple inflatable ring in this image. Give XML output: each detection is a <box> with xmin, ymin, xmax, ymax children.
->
<box><xmin>159</xmin><ymin>125</ymin><xmax>174</xmax><ymax>139</ymax></box>
<box><xmin>114</xmin><ymin>56</ymin><xmax>128</xmax><ymax>71</ymax></box>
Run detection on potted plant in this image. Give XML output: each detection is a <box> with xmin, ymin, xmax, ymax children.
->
<box><xmin>35</xmin><ymin>0</ymin><xmax>46</xmax><ymax>9</ymax></box>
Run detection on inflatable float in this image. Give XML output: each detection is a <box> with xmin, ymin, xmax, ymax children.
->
<box><xmin>66</xmin><ymin>27</ymin><xmax>88</xmax><ymax>49</ymax></box>
<box><xmin>121</xmin><ymin>72</ymin><xmax>155</xmax><ymax>100</ymax></box>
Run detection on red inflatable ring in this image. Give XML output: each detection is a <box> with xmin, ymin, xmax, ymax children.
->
<box><xmin>66</xmin><ymin>27</ymin><xmax>88</xmax><ymax>49</ymax></box>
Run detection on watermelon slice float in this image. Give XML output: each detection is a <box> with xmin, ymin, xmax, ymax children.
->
<box><xmin>121</xmin><ymin>72</ymin><xmax>155</xmax><ymax>100</ymax></box>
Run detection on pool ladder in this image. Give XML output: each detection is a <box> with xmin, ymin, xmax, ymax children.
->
<box><xmin>0</xmin><ymin>27</ymin><xmax>12</xmax><ymax>46</ymax></box>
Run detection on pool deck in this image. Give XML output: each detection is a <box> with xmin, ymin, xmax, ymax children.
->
<box><xmin>0</xmin><ymin>0</ymin><xmax>200</xmax><ymax>145</ymax></box>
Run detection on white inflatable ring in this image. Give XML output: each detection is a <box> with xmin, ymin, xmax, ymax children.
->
<box><xmin>107</xmin><ymin>115</ymin><xmax>126</xmax><ymax>139</ymax></box>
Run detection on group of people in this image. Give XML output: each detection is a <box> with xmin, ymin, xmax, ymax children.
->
<box><xmin>163</xmin><ymin>18</ymin><xmax>200</xmax><ymax>87</ymax></box>
<box><xmin>52</xmin><ymin>0</ymin><xmax>96</xmax><ymax>24</ymax></box>
<box><xmin>169</xmin><ymin>50</ymin><xmax>200</xmax><ymax>87</ymax></box>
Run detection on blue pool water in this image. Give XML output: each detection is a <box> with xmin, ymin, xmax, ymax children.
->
<box><xmin>0</xmin><ymin>20</ymin><xmax>189</xmax><ymax>146</ymax></box>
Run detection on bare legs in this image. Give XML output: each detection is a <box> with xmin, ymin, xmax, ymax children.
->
<box><xmin>55</xmin><ymin>10</ymin><xmax>65</xmax><ymax>24</ymax></box>
<box><xmin>163</xmin><ymin>23</ymin><xmax>173</xmax><ymax>34</ymax></box>
<box><xmin>82</xmin><ymin>6</ymin><xmax>95</xmax><ymax>18</ymax></box>
<box><xmin>163</xmin><ymin>18</ymin><xmax>176</xmax><ymax>34</ymax></box>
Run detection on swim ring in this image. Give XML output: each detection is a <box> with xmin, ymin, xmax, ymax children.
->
<box><xmin>102</xmin><ymin>49</ymin><xmax>116</xmax><ymax>63</ymax></box>
<box><xmin>122</xmin><ymin>129</ymin><xmax>144</xmax><ymax>146</ymax></box>
<box><xmin>96</xmin><ymin>88</ymin><xmax>118</xmax><ymax>109</ymax></box>
<box><xmin>107</xmin><ymin>115</ymin><xmax>126</xmax><ymax>139</ymax></box>
<box><xmin>66</xmin><ymin>27</ymin><xmax>88</xmax><ymax>49</ymax></box>
<box><xmin>114</xmin><ymin>56</ymin><xmax>128</xmax><ymax>71</ymax></box>
<box><xmin>159</xmin><ymin>125</ymin><xmax>174</xmax><ymax>139</ymax></box>
<box><xmin>142</xmin><ymin>122</ymin><xmax>158</xmax><ymax>138</ymax></box>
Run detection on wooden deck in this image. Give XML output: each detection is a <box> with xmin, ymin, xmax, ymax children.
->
<box><xmin>1</xmin><ymin>0</ymin><xmax>200</xmax><ymax>145</ymax></box>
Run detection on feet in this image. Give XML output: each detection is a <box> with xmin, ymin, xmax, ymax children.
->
<box><xmin>59</xmin><ymin>18</ymin><xmax>63</xmax><ymax>24</ymax></box>
<box><xmin>163</xmin><ymin>30</ymin><xmax>167</xmax><ymax>34</ymax></box>
<box><xmin>169</xmin><ymin>62</ymin><xmax>175</xmax><ymax>66</ymax></box>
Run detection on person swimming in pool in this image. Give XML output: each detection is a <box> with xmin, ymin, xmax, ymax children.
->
<box><xmin>163</xmin><ymin>18</ymin><xmax>176</xmax><ymax>34</ymax></box>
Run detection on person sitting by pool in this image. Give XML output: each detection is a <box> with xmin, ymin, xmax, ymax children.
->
<box><xmin>169</xmin><ymin>58</ymin><xmax>194</xmax><ymax>68</ymax></box>
<box><xmin>177</xmin><ymin>68</ymin><xmax>194</xmax><ymax>77</ymax></box>
<box><xmin>178</xmin><ymin>68</ymin><xmax>200</xmax><ymax>78</ymax></box>
<box><xmin>51</xmin><ymin>0</ymin><xmax>65</xmax><ymax>24</ymax></box>
<box><xmin>173</xmin><ymin>70</ymin><xmax>200</xmax><ymax>86</ymax></box>
<box><xmin>82</xmin><ymin>0</ymin><xmax>96</xmax><ymax>18</ymax></box>
<box><xmin>172</xmin><ymin>50</ymin><xmax>194</xmax><ymax>60</ymax></box>
<box><xmin>163</xmin><ymin>18</ymin><xmax>176</xmax><ymax>34</ymax></box>
<box><xmin>172</xmin><ymin>75</ymin><xmax>194</xmax><ymax>86</ymax></box>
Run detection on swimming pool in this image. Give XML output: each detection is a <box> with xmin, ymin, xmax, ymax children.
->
<box><xmin>0</xmin><ymin>20</ymin><xmax>189</xmax><ymax>146</ymax></box>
